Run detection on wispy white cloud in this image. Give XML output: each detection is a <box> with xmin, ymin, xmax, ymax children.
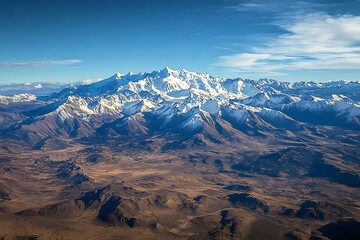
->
<box><xmin>0</xmin><ymin>59</ymin><xmax>83</xmax><ymax>67</ymax></box>
<box><xmin>82</xmin><ymin>78</ymin><xmax>104</xmax><ymax>84</ymax></box>
<box><xmin>216</xmin><ymin>13</ymin><xmax>360</xmax><ymax>75</ymax></box>
<box><xmin>213</xmin><ymin>46</ymin><xmax>238</xmax><ymax>52</ymax></box>
<box><xmin>224</xmin><ymin>0</ymin><xmax>324</xmax><ymax>15</ymax></box>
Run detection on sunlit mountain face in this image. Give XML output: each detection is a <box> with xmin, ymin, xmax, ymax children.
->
<box><xmin>1</xmin><ymin>68</ymin><xmax>360</xmax><ymax>142</ymax></box>
<box><xmin>1</xmin><ymin>0</ymin><xmax>360</xmax><ymax>239</ymax></box>
<box><xmin>0</xmin><ymin>68</ymin><xmax>359</xmax><ymax>239</ymax></box>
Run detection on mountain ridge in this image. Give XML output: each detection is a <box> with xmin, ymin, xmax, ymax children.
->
<box><xmin>0</xmin><ymin>67</ymin><xmax>359</xmax><ymax>147</ymax></box>
<box><xmin>1</xmin><ymin>68</ymin><xmax>360</xmax><ymax>240</ymax></box>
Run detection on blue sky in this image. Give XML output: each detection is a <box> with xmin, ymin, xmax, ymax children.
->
<box><xmin>1</xmin><ymin>0</ymin><xmax>360</xmax><ymax>83</ymax></box>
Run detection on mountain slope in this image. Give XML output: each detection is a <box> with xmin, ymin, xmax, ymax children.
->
<box><xmin>1</xmin><ymin>67</ymin><xmax>359</xmax><ymax>147</ymax></box>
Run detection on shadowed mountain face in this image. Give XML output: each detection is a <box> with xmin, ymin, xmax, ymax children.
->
<box><xmin>1</xmin><ymin>67</ymin><xmax>360</xmax><ymax>145</ymax></box>
<box><xmin>0</xmin><ymin>68</ymin><xmax>359</xmax><ymax>239</ymax></box>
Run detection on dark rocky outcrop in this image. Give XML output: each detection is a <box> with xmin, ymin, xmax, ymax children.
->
<box><xmin>228</xmin><ymin>193</ymin><xmax>269</xmax><ymax>213</ymax></box>
<box><xmin>315</xmin><ymin>219</ymin><xmax>360</xmax><ymax>240</ymax></box>
<box><xmin>223</xmin><ymin>185</ymin><xmax>251</xmax><ymax>191</ymax></box>
<box><xmin>231</xmin><ymin>147</ymin><xmax>323</xmax><ymax>178</ymax></box>
<box><xmin>295</xmin><ymin>200</ymin><xmax>351</xmax><ymax>220</ymax></box>
<box><xmin>309</xmin><ymin>159</ymin><xmax>360</xmax><ymax>188</ymax></box>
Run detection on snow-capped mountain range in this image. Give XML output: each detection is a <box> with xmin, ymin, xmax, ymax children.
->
<box><xmin>1</xmin><ymin>67</ymin><xmax>359</xmax><ymax>145</ymax></box>
<box><xmin>0</xmin><ymin>93</ymin><xmax>37</xmax><ymax>104</ymax></box>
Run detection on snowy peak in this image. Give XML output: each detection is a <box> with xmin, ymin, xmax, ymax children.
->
<box><xmin>159</xmin><ymin>66</ymin><xmax>175</xmax><ymax>76</ymax></box>
<box><xmin>114</xmin><ymin>72</ymin><xmax>123</xmax><ymax>79</ymax></box>
<box><xmin>0</xmin><ymin>93</ymin><xmax>37</xmax><ymax>104</ymax></box>
<box><xmin>2</xmin><ymin>68</ymin><xmax>360</xmax><ymax>139</ymax></box>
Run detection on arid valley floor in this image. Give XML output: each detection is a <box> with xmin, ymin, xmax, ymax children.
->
<box><xmin>1</xmin><ymin>128</ymin><xmax>359</xmax><ymax>239</ymax></box>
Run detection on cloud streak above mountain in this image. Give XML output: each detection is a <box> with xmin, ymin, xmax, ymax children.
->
<box><xmin>0</xmin><ymin>59</ymin><xmax>83</xmax><ymax>67</ymax></box>
<box><xmin>217</xmin><ymin>13</ymin><xmax>360</xmax><ymax>75</ymax></box>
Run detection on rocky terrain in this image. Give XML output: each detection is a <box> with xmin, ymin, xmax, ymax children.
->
<box><xmin>0</xmin><ymin>68</ymin><xmax>359</xmax><ymax>239</ymax></box>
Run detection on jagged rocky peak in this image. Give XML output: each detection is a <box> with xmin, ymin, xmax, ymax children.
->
<box><xmin>1</xmin><ymin>68</ymin><xmax>360</xmax><ymax>141</ymax></box>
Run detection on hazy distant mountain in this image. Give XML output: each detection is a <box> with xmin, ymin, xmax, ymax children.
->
<box><xmin>0</xmin><ymin>82</ymin><xmax>72</xmax><ymax>96</ymax></box>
